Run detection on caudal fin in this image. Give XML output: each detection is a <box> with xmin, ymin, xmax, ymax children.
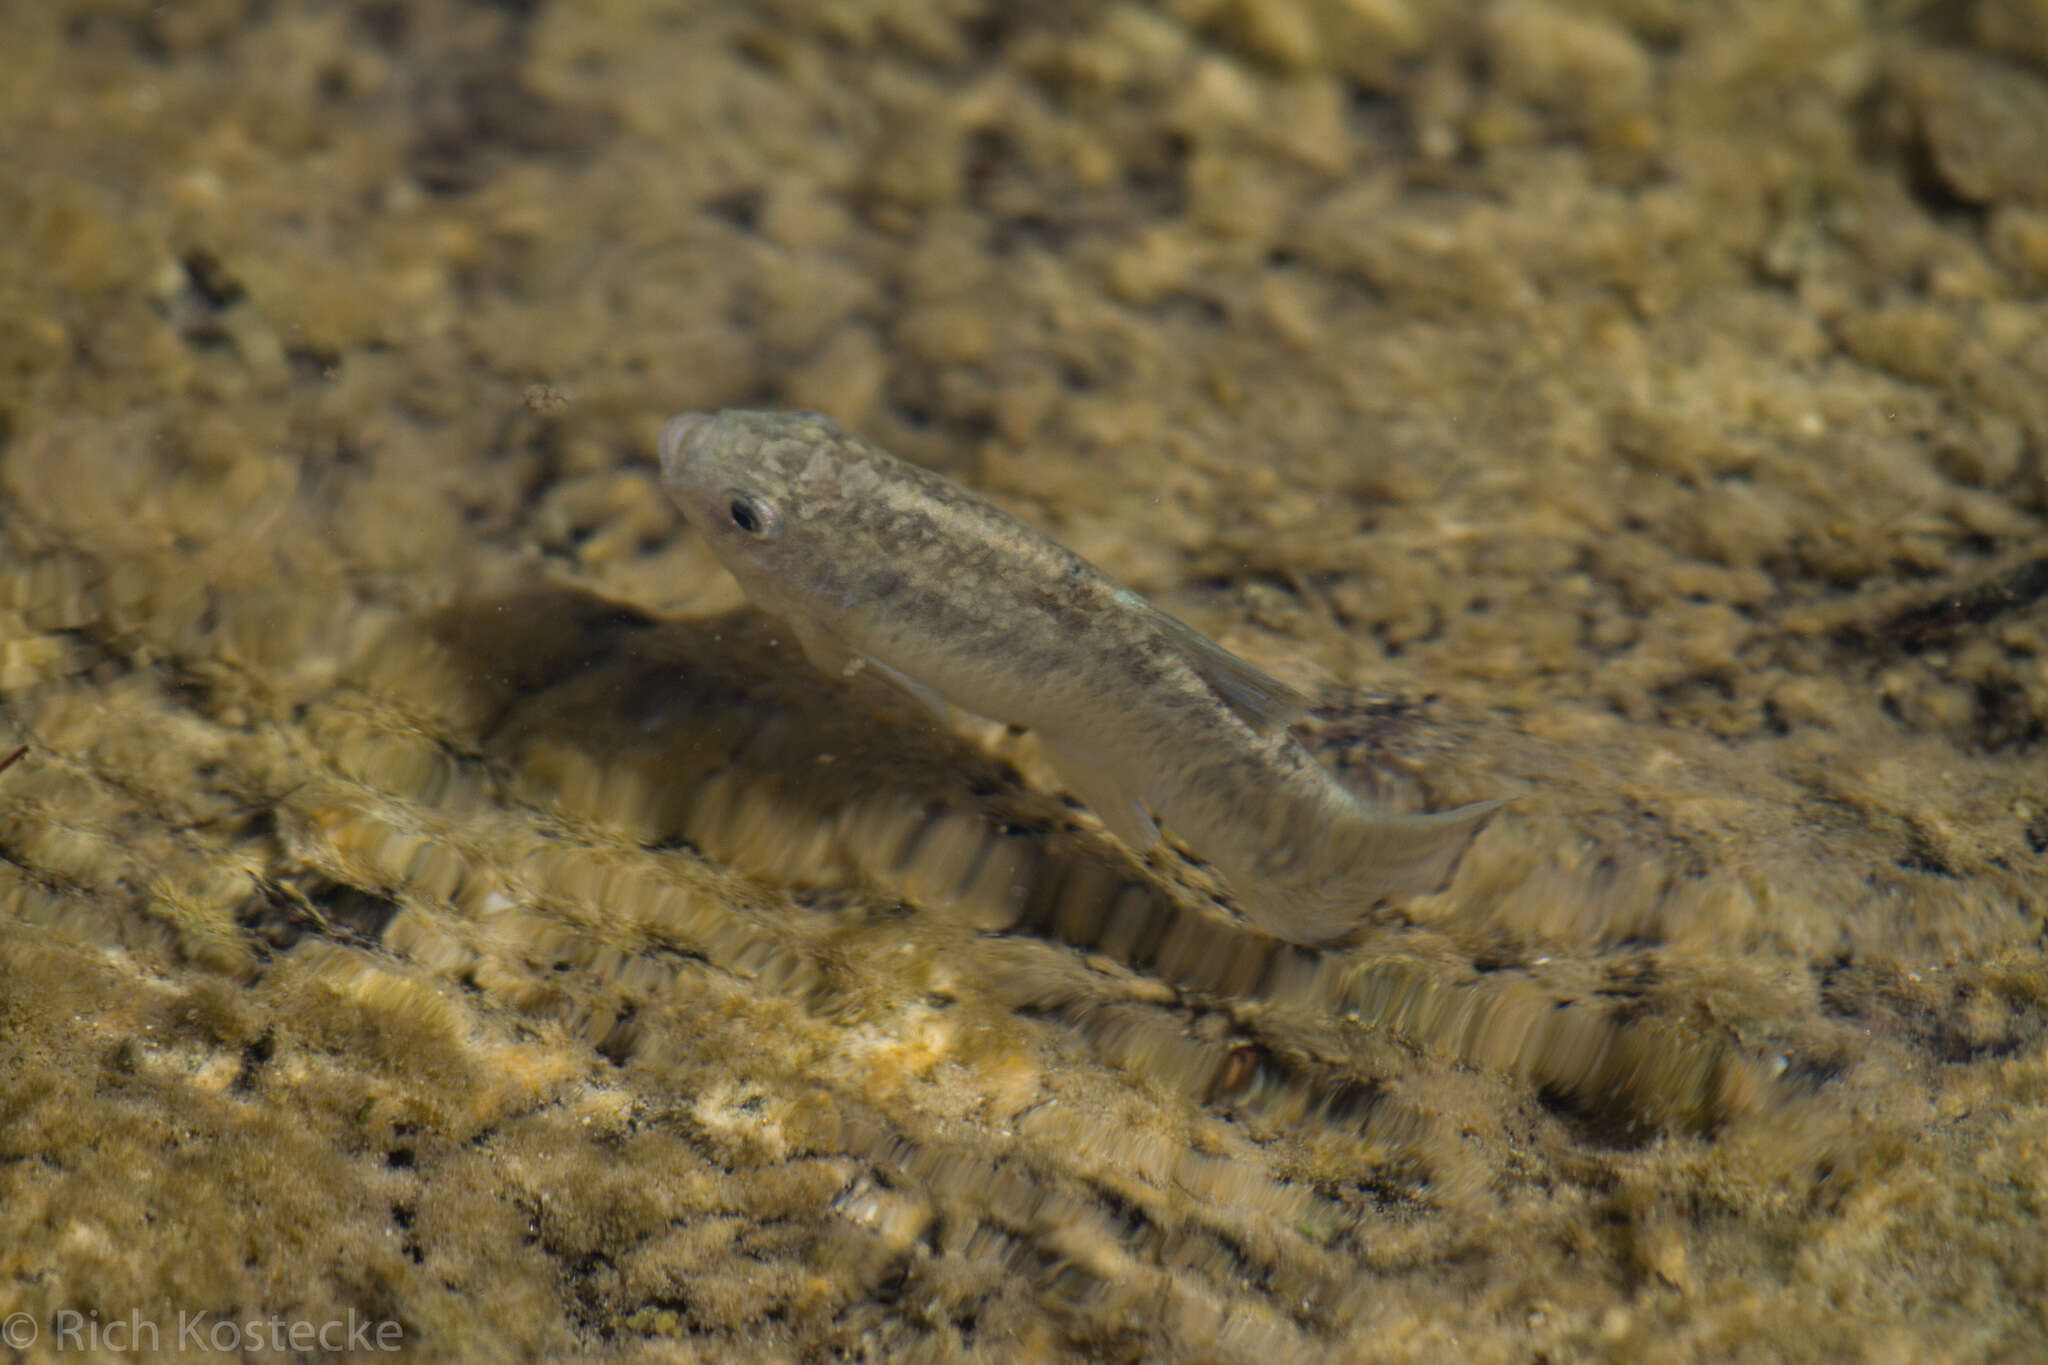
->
<box><xmin>1227</xmin><ymin>798</ymin><xmax>1505</xmax><ymax>945</ymax></box>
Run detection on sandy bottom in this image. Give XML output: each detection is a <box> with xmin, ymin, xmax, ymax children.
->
<box><xmin>3</xmin><ymin>1</ymin><xmax>2046</xmax><ymax>1360</ymax></box>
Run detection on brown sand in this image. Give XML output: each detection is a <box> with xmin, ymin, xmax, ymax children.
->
<box><xmin>2</xmin><ymin>1</ymin><xmax>2045</xmax><ymax>1360</ymax></box>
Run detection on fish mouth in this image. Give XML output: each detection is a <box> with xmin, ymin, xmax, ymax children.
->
<box><xmin>657</xmin><ymin>412</ymin><xmax>715</xmax><ymax>483</ymax></box>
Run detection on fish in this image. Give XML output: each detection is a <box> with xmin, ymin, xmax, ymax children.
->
<box><xmin>656</xmin><ymin>409</ymin><xmax>1500</xmax><ymax>944</ymax></box>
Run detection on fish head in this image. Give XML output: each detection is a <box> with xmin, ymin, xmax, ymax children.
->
<box><xmin>657</xmin><ymin>408</ymin><xmax>866</xmax><ymax>617</ymax></box>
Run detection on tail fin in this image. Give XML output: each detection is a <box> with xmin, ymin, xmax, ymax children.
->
<box><xmin>1227</xmin><ymin>798</ymin><xmax>1504</xmax><ymax>945</ymax></box>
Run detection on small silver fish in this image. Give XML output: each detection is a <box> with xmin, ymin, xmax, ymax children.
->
<box><xmin>657</xmin><ymin>409</ymin><xmax>1499</xmax><ymax>944</ymax></box>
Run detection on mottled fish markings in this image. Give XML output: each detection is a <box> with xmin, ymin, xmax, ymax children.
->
<box><xmin>658</xmin><ymin>409</ymin><xmax>1501</xmax><ymax>944</ymax></box>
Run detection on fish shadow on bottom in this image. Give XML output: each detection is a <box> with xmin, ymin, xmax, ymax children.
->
<box><xmin>365</xmin><ymin>585</ymin><xmax>1780</xmax><ymax>1143</ymax></box>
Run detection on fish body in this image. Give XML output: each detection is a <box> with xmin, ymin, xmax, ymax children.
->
<box><xmin>657</xmin><ymin>409</ymin><xmax>1497</xmax><ymax>944</ymax></box>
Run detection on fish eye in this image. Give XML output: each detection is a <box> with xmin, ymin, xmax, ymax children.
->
<box><xmin>725</xmin><ymin>490</ymin><xmax>782</xmax><ymax>539</ymax></box>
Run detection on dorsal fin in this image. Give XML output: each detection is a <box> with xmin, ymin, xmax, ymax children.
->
<box><xmin>1137</xmin><ymin>597</ymin><xmax>1311</xmax><ymax>734</ymax></box>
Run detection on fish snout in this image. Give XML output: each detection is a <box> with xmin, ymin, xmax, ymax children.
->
<box><xmin>656</xmin><ymin>412</ymin><xmax>715</xmax><ymax>483</ymax></box>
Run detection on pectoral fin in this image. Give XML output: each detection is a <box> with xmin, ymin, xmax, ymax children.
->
<box><xmin>791</xmin><ymin>622</ymin><xmax>951</xmax><ymax>723</ymax></box>
<box><xmin>792</xmin><ymin>620</ymin><xmax>857</xmax><ymax>678</ymax></box>
<box><xmin>860</xmin><ymin>653</ymin><xmax>955</xmax><ymax>726</ymax></box>
<box><xmin>1139</xmin><ymin>599</ymin><xmax>1310</xmax><ymax>735</ymax></box>
<box><xmin>1044</xmin><ymin>742</ymin><xmax>1159</xmax><ymax>852</ymax></box>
